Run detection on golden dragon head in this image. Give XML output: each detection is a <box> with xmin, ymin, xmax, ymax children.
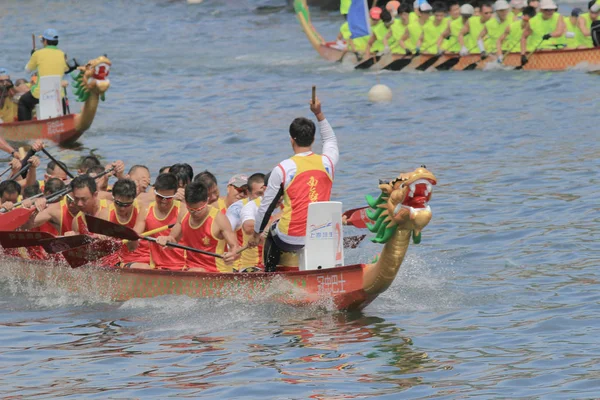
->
<box><xmin>366</xmin><ymin>166</ymin><xmax>436</xmax><ymax>243</ymax></box>
<box><xmin>72</xmin><ymin>56</ymin><xmax>111</xmax><ymax>101</ymax></box>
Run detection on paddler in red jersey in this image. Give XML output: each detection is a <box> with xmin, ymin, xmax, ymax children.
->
<box><xmin>94</xmin><ymin>179</ymin><xmax>146</xmax><ymax>267</ymax></box>
<box><xmin>129</xmin><ymin>173</ymin><xmax>186</xmax><ymax>270</ymax></box>
<box><xmin>156</xmin><ymin>181</ymin><xmax>240</xmax><ymax>272</ymax></box>
<box><xmin>248</xmin><ymin>96</ymin><xmax>339</xmax><ymax>272</ymax></box>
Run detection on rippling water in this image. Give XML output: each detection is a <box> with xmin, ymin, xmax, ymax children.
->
<box><xmin>1</xmin><ymin>0</ymin><xmax>600</xmax><ymax>398</ymax></box>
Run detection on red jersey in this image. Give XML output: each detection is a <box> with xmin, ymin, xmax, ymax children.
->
<box><xmin>180</xmin><ymin>207</ymin><xmax>227</xmax><ymax>273</ymax></box>
<box><xmin>146</xmin><ymin>200</ymin><xmax>184</xmax><ymax>270</ymax></box>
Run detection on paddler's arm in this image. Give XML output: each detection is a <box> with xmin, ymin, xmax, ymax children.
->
<box><xmin>497</xmin><ymin>25</ymin><xmax>511</xmax><ymax>58</ymax></box>
<box><xmin>364</xmin><ymin>32</ymin><xmax>378</xmax><ymax>59</ymax></box>
<box><xmin>458</xmin><ymin>21</ymin><xmax>470</xmax><ymax>48</ymax></box>
<box><xmin>25</xmin><ymin>51</ymin><xmax>38</xmax><ymax>73</ymax></box>
<box><xmin>550</xmin><ymin>16</ymin><xmax>566</xmax><ymax>38</ymax></box>
<box><xmin>215</xmin><ymin>212</ymin><xmax>240</xmax><ymax>265</ymax></box>
<box><xmin>313</xmin><ymin>98</ymin><xmax>338</xmax><ymax>169</ymax></box>
<box><xmin>127</xmin><ymin>203</ymin><xmax>148</xmax><ymax>251</ymax></box>
<box><xmin>0</xmin><ymin>137</ymin><xmax>18</xmax><ymax>157</ymax></box>
<box><xmin>156</xmin><ymin>207</ymin><xmax>185</xmax><ymax>246</ymax></box>
<box><xmin>437</xmin><ymin>23</ymin><xmax>451</xmax><ymax>51</ymax></box>
<box><xmin>578</xmin><ymin>15</ymin><xmax>591</xmax><ymax>36</ymax></box>
<box><xmin>477</xmin><ymin>26</ymin><xmax>489</xmax><ymax>54</ymax></box>
<box><xmin>398</xmin><ymin>29</ymin><xmax>410</xmax><ymax>53</ymax></box>
<box><xmin>521</xmin><ymin>24</ymin><xmax>532</xmax><ymax>55</ymax></box>
<box><xmin>250</xmin><ymin>167</ymin><xmax>284</xmax><ymax>247</ymax></box>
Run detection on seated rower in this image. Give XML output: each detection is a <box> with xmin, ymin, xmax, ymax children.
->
<box><xmin>399</xmin><ymin>2</ymin><xmax>433</xmax><ymax>55</ymax></box>
<box><xmin>459</xmin><ymin>2</ymin><xmax>494</xmax><ymax>55</ymax></box>
<box><xmin>363</xmin><ymin>7</ymin><xmax>386</xmax><ymax>59</ymax></box>
<box><xmin>0</xmin><ymin>180</ymin><xmax>22</xmax><ymax>205</ymax></box>
<box><xmin>477</xmin><ymin>0</ymin><xmax>513</xmax><ymax>57</ymax></box>
<box><xmin>336</xmin><ymin>14</ymin><xmax>370</xmax><ymax>53</ymax></box>
<box><xmin>418</xmin><ymin>2</ymin><xmax>448</xmax><ymax>55</ymax></box>
<box><xmin>94</xmin><ymin>179</ymin><xmax>146</xmax><ymax>267</ymax></box>
<box><xmin>438</xmin><ymin>4</ymin><xmax>474</xmax><ymax>53</ymax></box>
<box><xmin>69</xmin><ymin>175</ymin><xmax>110</xmax><ymax>234</ymax></box>
<box><xmin>564</xmin><ymin>8</ymin><xmax>586</xmax><ymax>49</ymax></box>
<box><xmin>226</xmin><ymin>173</ymin><xmax>266</xmax><ymax>269</ymax></box>
<box><xmin>511</xmin><ymin>0</ymin><xmax>526</xmax><ymax>19</ymax></box>
<box><xmin>127</xmin><ymin>165</ymin><xmax>151</xmax><ymax>196</ymax></box>
<box><xmin>39</xmin><ymin>159</ymin><xmax>70</xmax><ymax>192</ymax></box>
<box><xmin>169</xmin><ymin>163</ymin><xmax>194</xmax><ymax>200</ymax></box>
<box><xmin>496</xmin><ymin>6</ymin><xmax>537</xmax><ymax>62</ymax></box>
<box><xmin>77</xmin><ymin>155</ymin><xmax>101</xmax><ymax>175</ymax></box>
<box><xmin>87</xmin><ymin>161</ymin><xmax>125</xmax><ymax>199</ymax></box>
<box><xmin>578</xmin><ymin>0</ymin><xmax>600</xmax><ymax>48</ymax></box>
<box><xmin>521</xmin><ymin>0</ymin><xmax>566</xmax><ymax>58</ymax></box>
<box><xmin>156</xmin><ymin>181</ymin><xmax>239</xmax><ymax>272</ymax></box>
<box><xmin>23</xmin><ymin>178</ymin><xmax>78</xmax><ymax>235</ymax></box>
<box><xmin>130</xmin><ymin>173</ymin><xmax>186</xmax><ymax>270</ymax></box>
<box><xmin>194</xmin><ymin>171</ymin><xmax>247</xmax><ymax>213</ymax></box>
<box><xmin>0</xmin><ymin>67</ymin><xmax>18</xmax><ymax>123</ymax></box>
<box><xmin>384</xmin><ymin>3</ymin><xmax>413</xmax><ymax>55</ymax></box>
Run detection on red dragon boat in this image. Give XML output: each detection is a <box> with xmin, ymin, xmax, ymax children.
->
<box><xmin>0</xmin><ymin>56</ymin><xmax>111</xmax><ymax>146</ymax></box>
<box><xmin>1</xmin><ymin>167</ymin><xmax>436</xmax><ymax>311</ymax></box>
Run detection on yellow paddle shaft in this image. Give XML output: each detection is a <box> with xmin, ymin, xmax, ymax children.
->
<box><xmin>122</xmin><ymin>224</ymin><xmax>171</xmax><ymax>244</ymax></box>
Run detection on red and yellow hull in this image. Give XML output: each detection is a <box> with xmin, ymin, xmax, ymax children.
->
<box><xmin>3</xmin><ymin>258</ymin><xmax>379</xmax><ymax>311</ymax></box>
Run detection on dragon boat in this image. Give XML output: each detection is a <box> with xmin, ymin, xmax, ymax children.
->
<box><xmin>0</xmin><ymin>56</ymin><xmax>111</xmax><ymax>146</ymax></box>
<box><xmin>0</xmin><ymin>167</ymin><xmax>436</xmax><ymax>311</ymax></box>
<box><xmin>294</xmin><ymin>0</ymin><xmax>600</xmax><ymax>72</ymax></box>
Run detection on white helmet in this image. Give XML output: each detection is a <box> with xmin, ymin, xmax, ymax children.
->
<box><xmin>460</xmin><ymin>4</ymin><xmax>474</xmax><ymax>14</ymax></box>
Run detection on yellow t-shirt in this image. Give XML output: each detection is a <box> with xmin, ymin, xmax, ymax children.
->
<box><xmin>26</xmin><ymin>46</ymin><xmax>68</xmax><ymax>99</ymax></box>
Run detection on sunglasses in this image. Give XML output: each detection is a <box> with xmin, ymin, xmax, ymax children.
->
<box><xmin>154</xmin><ymin>189</ymin><xmax>176</xmax><ymax>200</ymax></box>
<box><xmin>188</xmin><ymin>203</ymin><xmax>208</xmax><ymax>213</ymax></box>
<box><xmin>113</xmin><ymin>198</ymin><xmax>134</xmax><ymax>208</ymax></box>
<box><xmin>230</xmin><ymin>185</ymin><xmax>248</xmax><ymax>194</ymax></box>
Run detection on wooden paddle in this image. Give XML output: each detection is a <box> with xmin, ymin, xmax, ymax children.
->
<box><xmin>0</xmin><ymin>165</ymin><xmax>12</xmax><ymax>179</ymax></box>
<box><xmin>312</xmin><ymin>85</ymin><xmax>316</xmax><ymax>104</ymax></box>
<box><xmin>8</xmin><ymin>148</ymin><xmax>36</xmax><ymax>180</ymax></box>
<box><xmin>84</xmin><ymin>215</ymin><xmax>224</xmax><ymax>259</ymax></box>
<box><xmin>41</xmin><ymin>148</ymin><xmax>75</xmax><ymax>179</ymax></box>
<box><xmin>515</xmin><ymin>38</ymin><xmax>545</xmax><ymax>70</ymax></box>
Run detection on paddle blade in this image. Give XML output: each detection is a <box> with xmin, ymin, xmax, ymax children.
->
<box><xmin>436</xmin><ymin>57</ymin><xmax>460</xmax><ymax>71</ymax></box>
<box><xmin>38</xmin><ymin>235</ymin><xmax>94</xmax><ymax>254</ymax></box>
<box><xmin>0</xmin><ymin>231</ymin><xmax>55</xmax><ymax>249</ymax></box>
<box><xmin>343</xmin><ymin>234</ymin><xmax>367</xmax><ymax>249</ymax></box>
<box><xmin>415</xmin><ymin>55</ymin><xmax>440</xmax><ymax>71</ymax></box>
<box><xmin>85</xmin><ymin>214</ymin><xmax>140</xmax><ymax>241</ymax></box>
<box><xmin>383</xmin><ymin>58</ymin><xmax>411</xmax><ymax>71</ymax></box>
<box><xmin>354</xmin><ymin>56</ymin><xmax>379</xmax><ymax>70</ymax></box>
<box><xmin>61</xmin><ymin>239</ymin><xmax>121</xmax><ymax>268</ymax></box>
<box><xmin>0</xmin><ymin>208</ymin><xmax>35</xmax><ymax>231</ymax></box>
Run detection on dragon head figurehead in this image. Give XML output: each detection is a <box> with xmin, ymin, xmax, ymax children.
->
<box><xmin>71</xmin><ymin>56</ymin><xmax>111</xmax><ymax>102</ymax></box>
<box><xmin>366</xmin><ymin>166</ymin><xmax>436</xmax><ymax>244</ymax></box>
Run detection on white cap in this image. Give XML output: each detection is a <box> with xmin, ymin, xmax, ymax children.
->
<box><xmin>419</xmin><ymin>2</ymin><xmax>433</xmax><ymax>12</ymax></box>
<box><xmin>460</xmin><ymin>4</ymin><xmax>474</xmax><ymax>14</ymax></box>
<box><xmin>540</xmin><ymin>0</ymin><xmax>557</xmax><ymax>9</ymax></box>
<box><xmin>494</xmin><ymin>0</ymin><xmax>510</xmax><ymax>10</ymax></box>
<box><xmin>510</xmin><ymin>0</ymin><xmax>525</xmax><ymax>8</ymax></box>
<box><xmin>413</xmin><ymin>0</ymin><xmax>419</xmax><ymax>8</ymax></box>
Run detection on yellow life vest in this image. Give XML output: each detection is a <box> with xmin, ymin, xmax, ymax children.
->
<box><xmin>563</xmin><ymin>16</ymin><xmax>585</xmax><ymax>48</ymax></box>
<box><xmin>484</xmin><ymin>16</ymin><xmax>512</xmax><ymax>52</ymax></box>
<box><xmin>442</xmin><ymin>17</ymin><xmax>463</xmax><ymax>52</ymax></box>
<box><xmin>389</xmin><ymin>19</ymin><xmax>408</xmax><ymax>54</ymax></box>
<box><xmin>580</xmin><ymin>13</ymin><xmax>597</xmax><ymax>48</ymax></box>
<box><xmin>421</xmin><ymin>18</ymin><xmax>447</xmax><ymax>53</ymax></box>
<box><xmin>469</xmin><ymin>16</ymin><xmax>487</xmax><ymax>53</ymax></box>
<box><xmin>528</xmin><ymin>13</ymin><xmax>566</xmax><ymax>50</ymax></box>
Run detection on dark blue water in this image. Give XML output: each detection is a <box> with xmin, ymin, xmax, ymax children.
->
<box><xmin>1</xmin><ymin>0</ymin><xmax>599</xmax><ymax>398</ymax></box>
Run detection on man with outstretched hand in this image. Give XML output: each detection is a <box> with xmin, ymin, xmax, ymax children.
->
<box><xmin>248</xmin><ymin>96</ymin><xmax>339</xmax><ymax>272</ymax></box>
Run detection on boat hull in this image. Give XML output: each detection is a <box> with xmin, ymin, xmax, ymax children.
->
<box><xmin>0</xmin><ymin>114</ymin><xmax>84</xmax><ymax>146</ymax></box>
<box><xmin>2</xmin><ymin>257</ymin><xmax>378</xmax><ymax>311</ymax></box>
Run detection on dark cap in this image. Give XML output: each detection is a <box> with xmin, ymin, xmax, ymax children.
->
<box><xmin>572</xmin><ymin>7</ymin><xmax>583</xmax><ymax>16</ymax></box>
